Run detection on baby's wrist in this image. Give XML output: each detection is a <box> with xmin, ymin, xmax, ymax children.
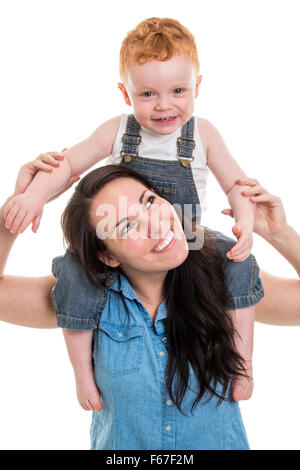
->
<box><xmin>235</xmin><ymin>219</ymin><xmax>254</xmax><ymax>232</ymax></box>
<box><xmin>24</xmin><ymin>188</ymin><xmax>47</xmax><ymax>205</ymax></box>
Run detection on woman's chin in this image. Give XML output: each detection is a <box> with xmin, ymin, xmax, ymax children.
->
<box><xmin>168</xmin><ymin>244</ymin><xmax>189</xmax><ymax>269</ymax></box>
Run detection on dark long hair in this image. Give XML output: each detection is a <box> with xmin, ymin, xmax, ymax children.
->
<box><xmin>61</xmin><ymin>165</ymin><xmax>246</xmax><ymax>412</ymax></box>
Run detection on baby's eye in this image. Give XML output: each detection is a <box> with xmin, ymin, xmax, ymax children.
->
<box><xmin>174</xmin><ymin>88</ymin><xmax>184</xmax><ymax>94</ymax></box>
<box><xmin>142</xmin><ymin>91</ymin><xmax>153</xmax><ymax>97</ymax></box>
<box><xmin>145</xmin><ymin>195</ymin><xmax>156</xmax><ymax>209</ymax></box>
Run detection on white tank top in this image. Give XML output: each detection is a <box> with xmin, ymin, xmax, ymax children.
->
<box><xmin>107</xmin><ymin>114</ymin><xmax>209</xmax><ymax>211</ymax></box>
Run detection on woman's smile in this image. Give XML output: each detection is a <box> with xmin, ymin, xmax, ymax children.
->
<box><xmin>151</xmin><ymin>228</ymin><xmax>175</xmax><ymax>254</ymax></box>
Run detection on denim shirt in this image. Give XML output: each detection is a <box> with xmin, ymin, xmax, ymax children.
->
<box><xmin>51</xmin><ymin>229</ymin><xmax>264</xmax><ymax>450</ymax></box>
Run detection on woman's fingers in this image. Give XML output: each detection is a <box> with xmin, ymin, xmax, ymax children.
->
<box><xmin>32</xmin><ymin>160</ymin><xmax>54</xmax><ymax>172</ymax></box>
<box><xmin>249</xmin><ymin>193</ymin><xmax>281</xmax><ymax>204</ymax></box>
<box><xmin>236</xmin><ymin>177</ymin><xmax>260</xmax><ymax>187</ymax></box>
<box><xmin>34</xmin><ymin>152</ymin><xmax>64</xmax><ymax>169</ymax></box>
<box><xmin>241</xmin><ymin>185</ymin><xmax>267</xmax><ymax>197</ymax></box>
<box><xmin>39</xmin><ymin>151</ymin><xmax>64</xmax><ymax>161</ymax></box>
<box><xmin>221</xmin><ymin>208</ymin><xmax>233</xmax><ymax>217</ymax></box>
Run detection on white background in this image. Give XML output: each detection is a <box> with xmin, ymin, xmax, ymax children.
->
<box><xmin>0</xmin><ymin>0</ymin><xmax>299</xmax><ymax>450</ymax></box>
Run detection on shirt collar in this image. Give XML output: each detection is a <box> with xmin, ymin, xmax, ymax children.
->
<box><xmin>109</xmin><ymin>272</ymin><xmax>140</xmax><ymax>301</ymax></box>
<box><xmin>108</xmin><ymin>272</ymin><xmax>168</xmax><ymax>320</ymax></box>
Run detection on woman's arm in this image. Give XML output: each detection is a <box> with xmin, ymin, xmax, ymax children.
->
<box><xmin>0</xmin><ymin>197</ymin><xmax>57</xmax><ymax>328</ymax></box>
<box><xmin>222</xmin><ymin>178</ymin><xmax>300</xmax><ymax>325</ymax></box>
<box><xmin>0</xmin><ymin>155</ymin><xmax>77</xmax><ymax>328</ymax></box>
<box><xmin>258</xmin><ymin>225</ymin><xmax>300</xmax><ymax>325</ymax></box>
<box><xmin>256</xmin><ymin>271</ymin><xmax>300</xmax><ymax>326</ymax></box>
<box><xmin>0</xmin><ymin>274</ymin><xmax>57</xmax><ymax>328</ymax></box>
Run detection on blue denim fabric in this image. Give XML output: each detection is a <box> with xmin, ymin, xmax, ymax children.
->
<box><xmin>51</xmin><ymin>229</ymin><xmax>264</xmax><ymax>330</ymax></box>
<box><xmin>120</xmin><ymin>155</ymin><xmax>201</xmax><ymax>223</ymax></box>
<box><xmin>119</xmin><ymin>115</ymin><xmax>200</xmax><ymax>222</ymax></box>
<box><xmin>90</xmin><ymin>273</ymin><xmax>250</xmax><ymax>450</ymax></box>
<box><xmin>51</xmin><ymin>229</ymin><xmax>264</xmax><ymax>450</ymax></box>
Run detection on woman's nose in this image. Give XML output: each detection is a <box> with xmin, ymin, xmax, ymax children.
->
<box><xmin>147</xmin><ymin>204</ymin><xmax>172</xmax><ymax>239</ymax></box>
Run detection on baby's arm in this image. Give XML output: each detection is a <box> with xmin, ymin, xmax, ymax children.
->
<box><xmin>63</xmin><ymin>329</ymin><xmax>102</xmax><ymax>411</ymax></box>
<box><xmin>4</xmin><ymin>115</ymin><xmax>121</xmax><ymax>234</ymax></box>
<box><xmin>198</xmin><ymin>118</ymin><xmax>255</xmax><ymax>261</ymax></box>
<box><xmin>230</xmin><ymin>306</ymin><xmax>255</xmax><ymax>402</ymax></box>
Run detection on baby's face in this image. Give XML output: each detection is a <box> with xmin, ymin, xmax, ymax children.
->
<box><xmin>119</xmin><ymin>55</ymin><xmax>202</xmax><ymax>135</ymax></box>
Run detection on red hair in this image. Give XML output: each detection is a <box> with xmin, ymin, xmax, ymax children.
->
<box><xmin>120</xmin><ymin>17</ymin><xmax>200</xmax><ymax>82</ymax></box>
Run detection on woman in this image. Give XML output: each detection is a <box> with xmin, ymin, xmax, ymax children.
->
<box><xmin>0</xmin><ymin>156</ymin><xmax>263</xmax><ymax>450</ymax></box>
<box><xmin>0</xmin><ymin>158</ymin><xmax>298</xmax><ymax>449</ymax></box>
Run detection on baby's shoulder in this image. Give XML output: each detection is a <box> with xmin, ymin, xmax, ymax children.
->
<box><xmin>196</xmin><ymin>116</ymin><xmax>218</xmax><ymax>137</ymax></box>
<box><xmin>195</xmin><ymin>117</ymin><xmax>222</xmax><ymax>155</ymax></box>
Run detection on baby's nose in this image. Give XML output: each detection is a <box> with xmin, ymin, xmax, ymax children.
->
<box><xmin>154</xmin><ymin>96</ymin><xmax>171</xmax><ymax>111</ymax></box>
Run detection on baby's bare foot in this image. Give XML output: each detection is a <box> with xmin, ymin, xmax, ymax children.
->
<box><xmin>232</xmin><ymin>376</ymin><xmax>253</xmax><ymax>402</ymax></box>
<box><xmin>74</xmin><ymin>368</ymin><xmax>102</xmax><ymax>411</ymax></box>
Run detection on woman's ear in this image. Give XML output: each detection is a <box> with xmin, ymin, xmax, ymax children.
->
<box><xmin>118</xmin><ymin>83</ymin><xmax>132</xmax><ymax>106</ymax></box>
<box><xmin>98</xmin><ymin>251</ymin><xmax>120</xmax><ymax>268</ymax></box>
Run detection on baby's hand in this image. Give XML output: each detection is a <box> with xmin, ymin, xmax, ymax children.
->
<box><xmin>226</xmin><ymin>221</ymin><xmax>253</xmax><ymax>262</ymax></box>
<box><xmin>4</xmin><ymin>192</ymin><xmax>45</xmax><ymax>234</ymax></box>
<box><xmin>4</xmin><ymin>150</ymin><xmax>80</xmax><ymax>233</ymax></box>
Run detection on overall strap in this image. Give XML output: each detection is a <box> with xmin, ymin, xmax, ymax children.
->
<box><xmin>121</xmin><ymin>114</ymin><xmax>196</xmax><ymax>166</ymax></box>
<box><xmin>121</xmin><ymin>114</ymin><xmax>142</xmax><ymax>163</ymax></box>
<box><xmin>176</xmin><ymin>117</ymin><xmax>196</xmax><ymax>167</ymax></box>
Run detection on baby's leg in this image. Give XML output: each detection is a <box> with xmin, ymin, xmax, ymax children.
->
<box><xmin>63</xmin><ymin>329</ymin><xmax>102</xmax><ymax>411</ymax></box>
<box><xmin>230</xmin><ymin>306</ymin><xmax>255</xmax><ymax>401</ymax></box>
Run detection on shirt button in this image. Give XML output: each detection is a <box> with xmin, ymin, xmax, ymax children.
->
<box><xmin>162</xmin><ymin>337</ymin><xmax>167</xmax><ymax>342</ymax></box>
<box><xmin>166</xmin><ymin>425</ymin><xmax>172</xmax><ymax>432</ymax></box>
<box><xmin>159</xmin><ymin>351</ymin><xmax>165</xmax><ymax>357</ymax></box>
<box><xmin>117</xmin><ymin>333</ymin><xmax>123</xmax><ymax>337</ymax></box>
<box><xmin>166</xmin><ymin>400</ymin><xmax>172</xmax><ymax>406</ymax></box>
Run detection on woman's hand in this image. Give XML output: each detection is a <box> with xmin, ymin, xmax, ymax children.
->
<box><xmin>4</xmin><ymin>150</ymin><xmax>80</xmax><ymax>233</ymax></box>
<box><xmin>221</xmin><ymin>178</ymin><xmax>287</xmax><ymax>240</ymax></box>
<box><xmin>12</xmin><ymin>150</ymin><xmax>80</xmax><ymax>200</ymax></box>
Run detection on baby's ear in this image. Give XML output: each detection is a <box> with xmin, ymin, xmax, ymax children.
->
<box><xmin>194</xmin><ymin>75</ymin><xmax>203</xmax><ymax>98</ymax></box>
<box><xmin>118</xmin><ymin>83</ymin><xmax>132</xmax><ymax>106</ymax></box>
<box><xmin>98</xmin><ymin>251</ymin><xmax>120</xmax><ymax>268</ymax></box>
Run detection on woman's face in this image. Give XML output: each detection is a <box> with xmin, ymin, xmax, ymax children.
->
<box><xmin>89</xmin><ymin>177</ymin><xmax>189</xmax><ymax>277</ymax></box>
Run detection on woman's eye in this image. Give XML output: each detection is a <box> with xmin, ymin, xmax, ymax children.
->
<box><xmin>121</xmin><ymin>221</ymin><xmax>135</xmax><ymax>236</ymax></box>
<box><xmin>142</xmin><ymin>91</ymin><xmax>153</xmax><ymax>97</ymax></box>
<box><xmin>145</xmin><ymin>195</ymin><xmax>155</xmax><ymax>209</ymax></box>
<box><xmin>174</xmin><ymin>88</ymin><xmax>183</xmax><ymax>94</ymax></box>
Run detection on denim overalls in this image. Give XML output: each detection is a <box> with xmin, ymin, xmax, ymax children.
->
<box><xmin>119</xmin><ymin>114</ymin><xmax>201</xmax><ymax>223</ymax></box>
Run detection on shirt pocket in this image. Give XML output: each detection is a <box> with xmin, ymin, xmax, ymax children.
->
<box><xmin>96</xmin><ymin>321</ymin><xmax>144</xmax><ymax>377</ymax></box>
<box><xmin>145</xmin><ymin>177</ymin><xmax>177</xmax><ymax>205</ymax></box>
